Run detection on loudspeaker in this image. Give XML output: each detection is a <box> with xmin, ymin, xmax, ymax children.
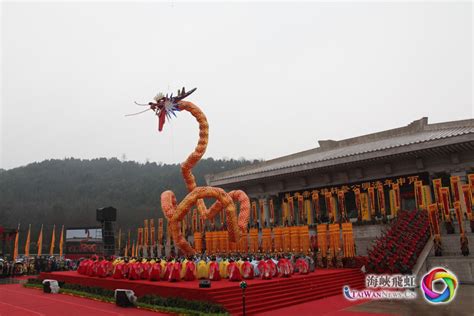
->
<box><xmin>42</xmin><ymin>279</ymin><xmax>59</xmax><ymax>294</ymax></box>
<box><xmin>115</xmin><ymin>289</ymin><xmax>136</xmax><ymax>307</ymax></box>
<box><xmin>199</xmin><ymin>280</ymin><xmax>211</xmax><ymax>288</ymax></box>
<box><xmin>96</xmin><ymin>207</ymin><xmax>117</xmax><ymax>222</ymax></box>
<box><xmin>43</xmin><ymin>281</ymin><xmax>51</xmax><ymax>293</ymax></box>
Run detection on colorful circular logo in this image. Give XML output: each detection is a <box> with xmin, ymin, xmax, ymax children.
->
<box><xmin>421</xmin><ymin>267</ymin><xmax>458</xmax><ymax>304</ymax></box>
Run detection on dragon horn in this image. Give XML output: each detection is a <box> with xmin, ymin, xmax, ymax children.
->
<box><xmin>176</xmin><ymin>87</ymin><xmax>197</xmax><ymax>101</ymax></box>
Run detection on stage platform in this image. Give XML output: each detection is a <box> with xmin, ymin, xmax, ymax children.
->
<box><xmin>40</xmin><ymin>269</ymin><xmax>365</xmax><ymax>315</ymax></box>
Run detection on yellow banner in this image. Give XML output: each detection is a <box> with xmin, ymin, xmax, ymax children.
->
<box><xmin>25</xmin><ymin>224</ymin><xmax>31</xmax><ymax>257</ymax></box>
<box><xmin>49</xmin><ymin>224</ymin><xmax>56</xmax><ymax>256</ymax></box>
<box><xmin>13</xmin><ymin>224</ymin><xmax>19</xmax><ymax>259</ymax></box>
<box><xmin>361</xmin><ymin>193</ymin><xmax>370</xmax><ymax>221</ymax></box>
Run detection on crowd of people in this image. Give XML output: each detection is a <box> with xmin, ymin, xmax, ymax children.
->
<box><xmin>0</xmin><ymin>256</ymin><xmax>77</xmax><ymax>278</ymax></box>
<box><xmin>366</xmin><ymin>210</ymin><xmax>430</xmax><ymax>274</ymax></box>
<box><xmin>77</xmin><ymin>253</ymin><xmax>323</xmax><ymax>282</ymax></box>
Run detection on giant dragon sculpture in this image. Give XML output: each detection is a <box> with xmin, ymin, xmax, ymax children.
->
<box><xmin>130</xmin><ymin>87</ymin><xmax>250</xmax><ymax>255</ymax></box>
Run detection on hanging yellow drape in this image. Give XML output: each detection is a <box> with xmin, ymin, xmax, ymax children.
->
<box><xmin>239</xmin><ymin>231</ymin><xmax>249</xmax><ymax>254</ymax></box>
<box><xmin>248</xmin><ymin>228</ymin><xmax>259</xmax><ymax>253</ymax></box>
<box><xmin>341</xmin><ymin>222</ymin><xmax>355</xmax><ymax>258</ymax></box>
<box><xmin>273</xmin><ymin>227</ymin><xmax>282</xmax><ymax>252</ymax></box>
<box><xmin>282</xmin><ymin>226</ymin><xmax>291</xmax><ymax>252</ymax></box>
<box><xmin>282</xmin><ymin>200</ymin><xmax>289</xmax><ymax>224</ymax></box>
<box><xmin>317</xmin><ymin>224</ymin><xmax>327</xmax><ymax>257</ymax></box>
<box><xmin>262</xmin><ymin>227</ymin><xmax>272</xmax><ymax>252</ymax></box>
<box><xmin>194</xmin><ymin>232</ymin><xmax>202</xmax><ymax>253</ymax></box>
<box><xmin>24</xmin><ymin>224</ymin><xmax>31</xmax><ymax>257</ymax></box>
<box><xmin>361</xmin><ymin>193</ymin><xmax>370</xmax><ymax>220</ymax></box>
<box><xmin>299</xmin><ymin>226</ymin><xmax>310</xmax><ymax>253</ymax></box>
<box><xmin>304</xmin><ymin>200</ymin><xmax>312</xmax><ymax>225</ymax></box>
<box><xmin>289</xmin><ymin>225</ymin><xmax>300</xmax><ymax>252</ymax></box>
<box><xmin>328</xmin><ymin>223</ymin><xmax>340</xmax><ymax>256</ymax></box>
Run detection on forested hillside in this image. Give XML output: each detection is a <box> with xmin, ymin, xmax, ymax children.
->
<box><xmin>0</xmin><ymin>157</ymin><xmax>257</xmax><ymax>246</ymax></box>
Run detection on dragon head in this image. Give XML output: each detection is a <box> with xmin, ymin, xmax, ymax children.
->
<box><xmin>130</xmin><ymin>87</ymin><xmax>197</xmax><ymax>132</ymax></box>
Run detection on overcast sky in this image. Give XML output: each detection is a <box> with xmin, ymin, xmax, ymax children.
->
<box><xmin>1</xmin><ymin>1</ymin><xmax>472</xmax><ymax>170</ymax></box>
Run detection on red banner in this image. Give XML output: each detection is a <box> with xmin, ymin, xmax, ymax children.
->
<box><xmin>469</xmin><ymin>174</ymin><xmax>474</xmax><ymax>202</ymax></box>
<box><xmin>288</xmin><ymin>197</ymin><xmax>294</xmax><ymax>223</ymax></box>
<box><xmin>414</xmin><ymin>180</ymin><xmax>424</xmax><ymax>210</ymax></box>
<box><xmin>392</xmin><ymin>183</ymin><xmax>401</xmax><ymax>210</ymax></box>
<box><xmin>337</xmin><ymin>190</ymin><xmax>346</xmax><ymax>220</ymax></box>
<box><xmin>158</xmin><ymin>219</ymin><xmax>163</xmax><ymax>244</ymax></box>
<box><xmin>297</xmin><ymin>195</ymin><xmax>304</xmax><ymax>222</ymax></box>
<box><xmin>428</xmin><ymin>203</ymin><xmax>440</xmax><ymax>235</ymax></box>
<box><xmin>251</xmin><ymin>201</ymin><xmax>258</xmax><ymax>224</ymax></box>
<box><xmin>377</xmin><ymin>184</ymin><xmax>386</xmax><ymax>215</ymax></box>
<box><xmin>462</xmin><ymin>184</ymin><xmax>472</xmax><ymax>219</ymax></box>
<box><xmin>432</xmin><ymin>179</ymin><xmax>442</xmax><ymax>204</ymax></box>
<box><xmin>269</xmin><ymin>199</ymin><xmax>275</xmax><ymax>224</ymax></box>
<box><xmin>325</xmin><ymin>192</ymin><xmax>333</xmax><ymax>222</ymax></box>
<box><xmin>312</xmin><ymin>191</ymin><xmax>320</xmax><ymax>221</ymax></box>
<box><xmin>454</xmin><ymin>201</ymin><xmax>464</xmax><ymax>234</ymax></box>
<box><xmin>354</xmin><ymin>188</ymin><xmax>361</xmax><ymax>217</ymax></box>
<box><xmin>259</xmin><ymin>199</ymin><xmax>266</xmax><ymax>226</ymax></box>
<box><xmin>368</xmin><ymin>187</ymin><xmax>376</xmax><ymax>216</ymax></box>
<box><xmin>450</xmin><ymin>176</ymin><xmax>461</xmax><ymax>202</ymax></box>
<box><xmin>150</xmin><ymin>219</ymin><xmax>155</xmax><ymax>246</ymax></box>
<box><xmin>440</xmin><ymin>187</ymin><xmax>451</xmax><ymax>220</ymax></box>
<box><xmin>137</xmin><ymin>228</ymin><xmax>143</xmax><ymax>246</ymax></box>
<box><xmin>143</xmin><ymin>220</ymin><xmax>149</xmax><ymax>246</ymax></box>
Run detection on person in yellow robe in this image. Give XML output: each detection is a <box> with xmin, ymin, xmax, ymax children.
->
<box><xmin>197</xmin><ymin>257</ymin><xmax>209</xmax><ymax>279</ymax></box>
<box><xmin>237</xmin><ymin>257</ymin><xmax>244</xmax><ymax>274</ymax></box>
<box><xmin>180</xmin><ymin>258</ymin><xmax>188</xmax><ymax>279</ymax></box>
<box><xmin>160</xmin><ymin>258</ymin><xmax>167</xmax><ymax>279</ymax></box>
<box><xmin>219</xmin><ymin>257</ymin><xmax>229</xmax><ymax>279</ymax></box>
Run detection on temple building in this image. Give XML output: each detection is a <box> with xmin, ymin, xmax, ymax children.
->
<box><xmin>206</xmin><ymin>117</ymin><xmax>474</xmax><ymax>226</ymax></box>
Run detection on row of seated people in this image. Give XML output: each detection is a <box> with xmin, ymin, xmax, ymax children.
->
<box><xmin>367</xmin><ymin>210</ymin><xmax>430</xmax><ymax>274</ymax></box>
<box><xmin>77</xmin><ymin>254</ymin><xmax>315</xmax><ymax>282</ymax></box>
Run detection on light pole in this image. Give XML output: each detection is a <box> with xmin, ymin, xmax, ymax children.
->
<box><xmin>240</xmin><ymin>281</ymin><xmax>247</xmax><ymax>316</ymax></box>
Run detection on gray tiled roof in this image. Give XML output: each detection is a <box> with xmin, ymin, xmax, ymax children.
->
<box><xmin>210</xmin><ymin>118</ymin><xmax>474</xmax><ymax>183</ymax></box>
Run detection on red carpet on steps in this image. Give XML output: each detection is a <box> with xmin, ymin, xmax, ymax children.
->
<box><xmin>0</xmin><ymin>283</ymin><xmax>166</xmax><ymax>316</ymax></box>
<box><xmin>40</xmin><ymin>268</ymin><xmax>366</xmax><ymax>315</ymax></box>
<box><xmin>256</xmin><ymin>293</ymin><xmax>392</xmax><ymax>316</ymax></box>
